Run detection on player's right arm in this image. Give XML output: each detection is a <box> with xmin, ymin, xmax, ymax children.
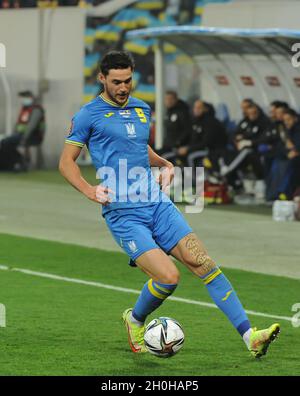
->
<box><xmin>59</xmin><ymin>107</ymin><xmax>112</xmax><ymax>205</ymax></box>
<box><xmin>59</xmin><ymin>144</ymin><xmax>112</xmax><ymax>205</ymax></box>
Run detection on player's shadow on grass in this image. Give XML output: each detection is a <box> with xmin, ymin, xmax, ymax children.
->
<box><xmin>117</xmin><ymin>347</ymin><xmax>172</xmax><ymax>367</ymax></box>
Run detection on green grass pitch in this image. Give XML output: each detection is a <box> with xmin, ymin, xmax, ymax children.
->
<box><xmin>0</xmin><ymin>233</ymin><xmax>300</xmax><ymax>376</ymax></box>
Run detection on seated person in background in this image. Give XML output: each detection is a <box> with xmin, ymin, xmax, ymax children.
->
<box><xmin>158</xmin><ymin>90</ymin><xmax>191</xmax><ymax>164</ymax></box>
<box><xmin>176</xmin><ymin>99</ymin><xmax>227</xmax><ymax>176</ymax></box>
<box><xmin>222</xmin><ymin>98</ymin><xmax>254</xmax><ymax>152</ymax></box>
<box><xmin>259</xmin><ymin>101</ymin><xmax>290</xmax><ymax>183</ymax></box>
<box><xmin>240</xmin><ymin>98</ymin><xmax>255</xmax><ymax>119</ymax></box>
<box><xmin>257</xmin><ymin>101</ymin><xmax>294</xmax><ymax>201</ymax></box>
<box><xmin>281</xmin><ymin>109</ymin><xmax>300</xmax><ymax>197</ymax></box>
<box><xmin>237</xmin><ymin>98</ymin><xmax>266</xmax><ymax>133</ymax></box>
<box><xmin>0</xmin><ymin>90</ymin><xmax>45</xmax><ymax>171</ymax></box>
<box><xmin>269</xmin><ymin>100</ymin><xmax>289</xmax><ymax>123</ymax></box>
<box><xmin>225</xmin><ymin>98</ymin><xmax>255</xmax><ymax>149</ymax></box>
<box><xmin>221</xmin><ymin>103</ymin><xmax>271</xmax><ymax>201</ymax></box>
<box><xmin>273</xmin><ymin>101</ymin><xmax>290</xmax><ymax>137</ymax></box>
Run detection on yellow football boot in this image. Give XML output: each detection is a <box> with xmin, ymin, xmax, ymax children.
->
<box><xmin>122</xmin><ymin>308</ymin><xmax>148</xmax><ymax>353</ymax></box>
<box><xmin>249</xmin><ymin>323</ymin><xmax>280</xmax><ymax>358</ymax></box>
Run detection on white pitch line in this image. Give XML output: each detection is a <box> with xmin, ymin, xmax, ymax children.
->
<box><xmin>0</xmin><ymin>265</ymin><xmax>293</xmax><ymax>322</ymax></box>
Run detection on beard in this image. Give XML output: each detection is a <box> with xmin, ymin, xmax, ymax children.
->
<box><xmin>106</xmin><ymin>88</ymin><xmax>130</xmax><ymax>106</ymax></box>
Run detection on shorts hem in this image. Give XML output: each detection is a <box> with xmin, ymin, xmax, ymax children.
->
<box><xmin>165</xmin><ymin>229</ymin><xmax>193</xmax><ymax>255</ymax></box>
<box><xmin>131</xmin><ymin>246</ymin><xmax>160</xmax><ymax>261</ymax></box>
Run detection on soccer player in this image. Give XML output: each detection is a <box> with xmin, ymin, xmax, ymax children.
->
<box><xmin>59</xmin><ymin>51</ymin><xmax>280</xmax><ymax>358</ymax></box>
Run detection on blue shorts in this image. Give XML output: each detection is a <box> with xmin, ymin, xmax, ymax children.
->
<box><xmin>104</xmin><ymin>201</ymin><xmax>193</xmax><ymax>261</ymax></box>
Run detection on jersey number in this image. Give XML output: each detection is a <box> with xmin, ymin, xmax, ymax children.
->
<box><xmin>135</xmin><ymin>108</ymin><xmax>147</xmax><ymax>123</ymax></box>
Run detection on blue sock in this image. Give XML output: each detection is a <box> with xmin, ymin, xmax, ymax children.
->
<box><xmin>132</xmin><ymin>280</ymin><xmax>177</xmax><ymax>323</ymax></box>
<box><xmin>201</xmin><ymin>268</ymin><xmax>251</xmax><ymax>336</ymax></box>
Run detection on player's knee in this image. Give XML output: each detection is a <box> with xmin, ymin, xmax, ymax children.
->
<box><xmin>159</xmin><ymin>268</ymin><xmax>180</xmax><ymax>285</ymax></box>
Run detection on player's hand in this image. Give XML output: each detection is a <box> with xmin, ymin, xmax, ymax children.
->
<box><xmin>288</xmin><ymin>149</ymin><xmax>299</xmax><ymax>159</ymax></box>
<box><xmin>157</xmin><ymin>161</ymin><xmax>175</xmax><ymax>192</ymax></box>
<box><xmin>85</xmin><ymin>185</ymin><xmax>114</xmax><ymax>206</ymax></box>
<box><xmin>237</xmin><ymin>139</ymin><xmax>252</xmax><ymax>151</ymax></box>
<box><xmin>286</xmin><ymin>139</ymin><xmax>295</xmax><ymax>150</ymax></box>
<box><xmin>235</xmin><ymin>134</ymin><xmax>243</xmax><ymax>141</ymax></box>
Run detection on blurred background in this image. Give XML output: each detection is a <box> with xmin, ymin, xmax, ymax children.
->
<box><xmin>1</xmin><ymin>0</ymin><xmax>300</xmax><ymax>211</ymax></box>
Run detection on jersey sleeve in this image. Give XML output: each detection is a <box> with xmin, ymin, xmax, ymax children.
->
<box><xmin>65</xmin><ymin>107</ymin><xmax>92</xmax><ymax>148</ymax></box>
<box><xmin>144</xmin><ymin>102</ymin><xmax>152</xmax><ymax>120</ymax></box>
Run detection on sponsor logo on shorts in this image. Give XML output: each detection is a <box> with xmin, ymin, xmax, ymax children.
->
<box><xmin>128</xmin><ymin>240</ymin><xmax>138</xmax><ymax>253</ymax></box>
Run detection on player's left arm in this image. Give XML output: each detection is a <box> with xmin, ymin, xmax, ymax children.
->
<box><xmin>148</xmin><ymin>145</ymin><xmax>174</xmax><ymax>189</ymax></box>
<box><xmin>147</xmin><ymin>145</ymin><xmax>171</xmax><ymax>167</ymax></box>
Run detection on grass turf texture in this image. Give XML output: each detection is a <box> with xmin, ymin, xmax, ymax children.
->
<box><xmin>0</xmin><ymin>233</ymin><xmax>299</xmax><ymax>376</ymax></box>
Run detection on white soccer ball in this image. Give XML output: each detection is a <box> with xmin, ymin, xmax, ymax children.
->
<box><xmin>144</xmin><ymin>317</ymin><xmax>185</xmax><ymax>358</ymax></box>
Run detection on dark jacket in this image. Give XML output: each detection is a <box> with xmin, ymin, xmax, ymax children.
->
<box><xmin>267</xmin><ymin>122</ymin><xmax>300</xmax><ymax>160</ymax></box>
<box><xmin>235</xmin><ymin>112</ymin><xmax>271</xmax><ymax>147</ymax></box>
<box><xmin>164</xmin><ymin>99</ymin><xmax>191</xmax><ymax>149</ymax></box>
<box><xmin>264</xmin><ymin>121</ymin><xmax>300</xmax><ymax>160</ymax></box>
<box><xmin>257</xmin><ymin>121</ymin><xmax>286</xmax><ymax>158</ymax></box>
<box><xmin>288</xmin><ymin>122</ymin><xmax>300</xmax><ymax>152</ymax></box>
<box><xmin>189</xmin><ymin>113</ymin><xmax>227</xmax><ymax>152</ymax></box>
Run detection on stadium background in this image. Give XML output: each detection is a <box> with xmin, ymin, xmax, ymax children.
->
<box><xmin>0</xmin><ymin>0</ymin><xmax>300</xmax><ymax>376</ymax></box>
<box><xmin>2</xmin><ymin>0</ymin><xmax>300</xmax><ymax>165</ymax></box>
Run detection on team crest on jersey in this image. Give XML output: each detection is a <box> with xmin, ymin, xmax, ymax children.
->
<box><xmin>119</xmin><ymin>110</ymin><xmax>131</xmax><ymax>118</ymax></box>
<box><xmin>125</xmin><ymin>123</ymin><xmax>136</xmax><ymax>138</ymax></box>
<box><xmin>128</xmin><ymin>240</ymin><xmax>138</xmax><ymax>253</ymax></box>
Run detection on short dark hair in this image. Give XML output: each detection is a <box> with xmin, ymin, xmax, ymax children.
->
<box><xmin>283</xmin><ymin>108</ymin><xmax>298</xmax><ymax>118</ymax></box>
<box><xmin>100</xmin><ymin>51</ymin><xmax>135</xmax><ymax>76</ymax></box>
<box><xmin>165</xmin><ymin>90</ymin><xmax>177</xmax><ymax>96</ymax></box>
<box><xmin>247</xmin><ymin>103</ymin><xmax>261</xmax><ymax>114</ymax></box>
<box><xmin>165</xmin><ymin>90</ymin><xmax>178</xmax><ymax>99</ymax></box>
<box><xmin>275</xmin><ymin>101</ymin><xmax>290</xmax><ymax>110</ymax></box>
<box><xmin>18</xmin><ymin>90</ymin><xmax>34</xmax><ymax>97</ymax></box>
<box><xmin>242</xmin><ymin>98</ymin><xmax>255</xmax><ymax>105</ymax></box>
<box><xmin>270</xmin><ymin>100</ymin><xmax>284</xmax><ymax>108</ymax></box>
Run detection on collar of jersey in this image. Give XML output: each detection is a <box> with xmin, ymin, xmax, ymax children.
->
<box><xmin>99</xmin><ymin>93</ymin><xmax>129</xmax><ymax>108</ymax></box>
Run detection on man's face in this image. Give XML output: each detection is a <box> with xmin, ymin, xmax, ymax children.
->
<box><xmin>164</xmin><ymin>93</ymin><xmax>177</xmax><ymax>109</ymax></box>
<box><xmin>270</xmin><ymin>105</ymin><xmax>278</xmax><ymax>121</ymax></box>
<box><xmin>247</xmin><ymin>106</ymin><xmax>259</xmax><ymax>121</ymax></box>
<box><xmin>99</xmin><ymin>67</ymin><xmax>133</xmax><ymax>106</ymax></box>
<box><xmin>241</xmin><ymin>100</ymin><xmax>252</xmax><ymax>117</ymax></box>
<box><xmin>283</xmin><ymin>113</ymin><xmax>296</xmax><ymax>130</ymax></box>
<box><xmin>193</xmin><ymin>100</ymin><xmax>205</xmax><ymax>117</ymax></box>
<box><xmin>20</xmin><ymin>95</ymin><xmax>34</xmax><ymax>106</ymax></box>
<box><xmin>275</xmin><ymin>107</ymin><xmax>286</xmax><ymax>122</ymax></box>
